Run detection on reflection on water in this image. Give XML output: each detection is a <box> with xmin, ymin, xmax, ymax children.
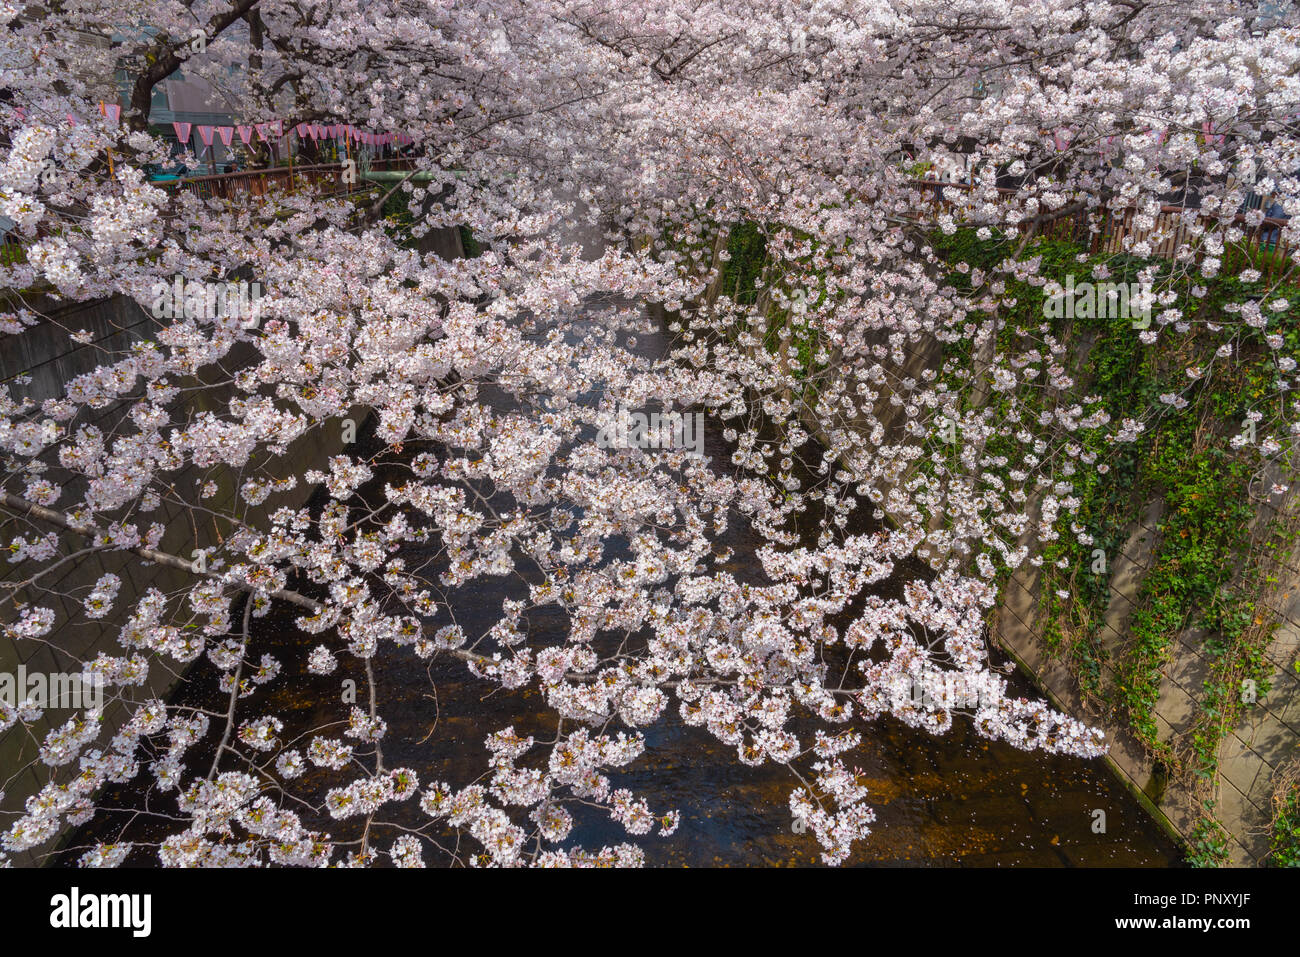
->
<box><xmin>62</xmin><ymin>299</ymin><xmax>1183</xmax><ymax>867</ymax></box>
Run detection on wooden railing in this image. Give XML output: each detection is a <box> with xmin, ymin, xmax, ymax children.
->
<box><xmin>910</xmin><ymin>179</ymin><xmax>1294</xmax><ymax>278</ymax></box>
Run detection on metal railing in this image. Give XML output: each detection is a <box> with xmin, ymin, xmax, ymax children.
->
<box><xmin>163</xmin><ymin>158</ymin><xmax>416</xmax><ymax>202</ymax></box>
<box><xmin>910</xmin><ymin>179</ymin><xmax>1294</xmax><ymax>278</ymax></box>
<box><xmin>5</xmin><ymin>167</ymin><xmax>1291</xmax><ymax>280</ymax></box>
<box><xmin>0</xmin><ymin>158</ymin><xmax>421</xmax><ymax>261</ymax></box>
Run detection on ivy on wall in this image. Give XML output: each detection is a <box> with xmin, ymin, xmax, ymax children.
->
<box><xmin>928</xmin><ymin>227</ymin><xmax>1299</xmax><ymax>865</ymax></box>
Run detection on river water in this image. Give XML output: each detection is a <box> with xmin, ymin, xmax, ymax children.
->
<box><xmin>60</xmin><ymin>284</ymin><xmax>1183</xmax><ymax>868</ymax></box>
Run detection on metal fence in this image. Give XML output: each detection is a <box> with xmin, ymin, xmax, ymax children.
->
<box><xmin>911</xmin><ymin>179</ymin><xmax>1294</xmax><ymax>278</ymax></box>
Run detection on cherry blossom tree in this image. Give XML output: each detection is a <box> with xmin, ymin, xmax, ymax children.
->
<box><xmin>0</xmin><ymin>0</ymin><xmax>1296</xmax><ymax>866</ymax></box>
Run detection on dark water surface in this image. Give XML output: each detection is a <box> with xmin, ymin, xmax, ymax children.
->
<box><xmin>63</xmin><ymin>298</ymin><xmax>1183</xmax><ymax>868</ymax></box>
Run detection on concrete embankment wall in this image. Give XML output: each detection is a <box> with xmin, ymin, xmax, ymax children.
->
<box><xmin>680</xmin><ymin>214</ymin><xmax>1296</xmax><ymax>865</ymax></box>
<box><xmin>0</xmin><ymin>226</ymin><xmax>463</xmax><ymax>866</ymax></box>
<box><xmin>0</xmin><ymin>291</ymin><xmax>361</xmax><ymax>866</ymax></box>
<box><xmin>992</xmin><ymin>479</ymin><xmax>1300</xmax><ymax>866</ymax></box>
<box><xmin>796</xmin><ymin>345</ymin><xmax>1299</xmax><ymax>866</ymax></box>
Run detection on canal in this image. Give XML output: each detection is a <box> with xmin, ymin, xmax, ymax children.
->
<box><xmin>61</xmin><ymin>283</ymin><xmax>1183</xmax><ymax>867</ymax></box>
